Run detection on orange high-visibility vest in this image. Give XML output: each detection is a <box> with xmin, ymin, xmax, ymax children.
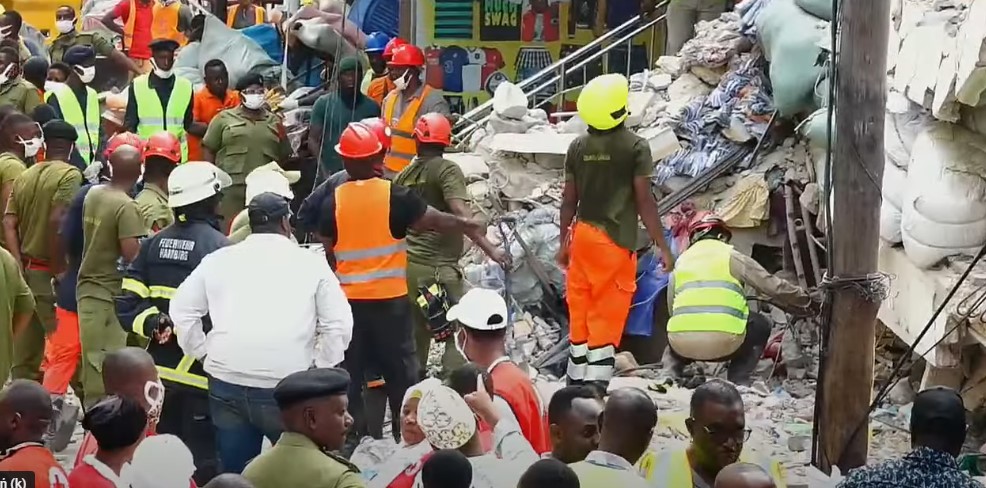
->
<box><xmin>226</xmin><ymin>4</ymin><xmax>265</xmax><ymax>27</ymax></box>
<box><xmin>125</xmin><ymin>0</ymin><xmax>187</xmax><ymax>50</ymax></box>
<box><xmin>382</xmin><ymin>85</ymin><xmax>431</xmax><ymax>174</ymax></box>
<box><xmin>367</xmin><ymin>76</ymin><xmax>395</xmax><ymax>105</ymax></box>
<box><xmin>334</xmin><ymin>178</ymin><xmax>408</xmax><ymax>300</ymax></box>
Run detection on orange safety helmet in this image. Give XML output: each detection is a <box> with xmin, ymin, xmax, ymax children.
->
<box><xmin>382</xmin><ymin>38</ymin><xmax>407</xmax><ymax>62</ymax></box>
<box><xmin>335</xmin><ymin>122</ymin><xmax>383</xmax><ymax>159</ymax></box>
<box><xmin>104</xmin><ymin>132</ymin><xmax>145</xmax><ymax>159</ymax></box>
<box><xmin>413</xmin><ymin>113</ymin><xmax>452</xmax><ymax>146</ymax></box>
<box><xmin>359</xmin><ymin>117</ymin><xmax>392</xmax><ymax>152</ymax></box>
<box><xmin>388</xmin><ymin>44</ymin><xmax>425</xmax><ymax>68</ymax></box>
<box><xmin>144</xmin><ymin>131</ymin><xmax>182</xmax><ymax>163</ymax></box>
<box><xmin>688</xmin><ymin>214</ymin><xmax>731</xmax><ymax>243</ymax></box>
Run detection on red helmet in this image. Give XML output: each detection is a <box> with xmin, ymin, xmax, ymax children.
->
<box><xmin>413</xmin><ymin>113</ymin><xmax>452</xmax><ymax>146</ymax></box>
<box><xmin>388</xmin><ymin>44</ymin><xmax>424</xmax><ymax>68</ymax></box>
<box><xmin>104</xmin><ymin>132</ymin><xmax>144</xmax><ymax>159</ymax></box>
<box><xmin>688</xmin><ymin>214</ymin><xmax>731</xmax><ymax>242</ymax></box>
<box><xmin>382</xmin><ymin>38</ymin><xmax>407</xmax><ymax>61</ymax></box>
<box><xmin>335</xmin><ymin>122</ymin><xmax>383</xmax><ymax>159</ymax></box>
<box><xmin>359</xmin><ymin>117</ymin><xmax>392</xmax><ymax>152</ymax></box>
<box><xmin>144</xmin><ymin>131</ymin><xmax>182</xmax><ymax>163</ymax></box>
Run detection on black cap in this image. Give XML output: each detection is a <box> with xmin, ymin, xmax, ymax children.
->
<box><xmin>912</xmin><ymin>387</ymin><xmax>965</xmax><ymax>426</ymax></box>
<box><xmin>42</xmin><ymin>119</ymin><xmax>78</xmax><ymax>142</ymax></box>
<box><xmin>63</xmin><ymin>45</ymin><xmax>95</xmax><ymax>66</ymax></box>
<box><xmin>273</xmin><ymin>368</ymin><xmax>350</xmax><ymax>409</ymax></box>
<box><xmin>247</xmin><ymin>192</ymin><xmax>291</xmax><ymax>226</ymax></box>
<box><xmin>149</xmin><ymin>38</ymin><xmax>180</xmax><ymax>53</ymax></box>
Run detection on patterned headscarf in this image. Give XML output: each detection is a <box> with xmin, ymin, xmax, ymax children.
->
<box><xmin>403</xmin><ymin>377</ymin><xmax>442</xmax><ymax>408</ymax></box>
<box><xmin>416</xmin><ymin>385</ymin><xmax>477</xmax><ymax>450</ymax></box>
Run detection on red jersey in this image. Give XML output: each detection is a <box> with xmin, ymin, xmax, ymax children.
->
<box><xmin>490</xmin><ymin>359</ymin><xmax>551</xmax><ymax>454</ymax></box>
<box><xmin>75</xmin><ymin>431</ymin><xmax>197</xmax><ymax>488</ymax></box>
<box><xmin>0</xmin><ymin>443</ymin><xmax>70</xmax><ymax>488</ymax></box>
<box><xmin>68</xmin><ymin>457</ymin><xmax>127</xmax><ymax>488</ymax></box>
<box><xmin>113</xmin><ymin>0</ymin><xmax>154</xmax><ymax>59</ymax></box>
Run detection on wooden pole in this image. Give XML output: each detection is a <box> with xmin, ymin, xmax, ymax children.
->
<box><xmin>815</xmin><ymin>0</ymin><xmax>890</xmax><ymax>473</ymax></box>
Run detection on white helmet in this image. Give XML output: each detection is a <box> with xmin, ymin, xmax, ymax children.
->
<box><xmin>167</xmin><ymin>161</ymin><xmax>233</xmax><ymax>208</ymax></box>
<box><xmin>244</xmin><ymin>169</ymin><xmax>294</xmax><ymax>204</ymax></box>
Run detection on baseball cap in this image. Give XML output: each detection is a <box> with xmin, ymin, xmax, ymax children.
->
<box><xmin>911</xmin><ymin>387</ymin><xmax>965</xmax><ymax>430</ymax></box>
<box><xmin>446</xmin><ymin>288</ymin><xmax>507</xmax><ymax>331</ymax></box>
<box><xmin>247</xmin><ymin>192</ymin><xmax>291</xmax><ymax>226</ymax></box>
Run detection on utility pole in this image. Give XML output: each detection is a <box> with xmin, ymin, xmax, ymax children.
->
<box><xmin>814</xmin><ymin>0</ymin><xmax>890</xmax><ymax>474</ymax></box>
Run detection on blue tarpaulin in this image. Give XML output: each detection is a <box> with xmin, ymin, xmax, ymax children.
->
<box><xmin>624</xmin><ymin>231</ymin><xmax>677</xmax><ymax>337</ymax></box>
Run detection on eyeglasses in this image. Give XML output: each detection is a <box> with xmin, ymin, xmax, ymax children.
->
<box><xmin>701</xmin><ymin>425</ymin><xmax>751</xmax><ymax>443</ymax></box>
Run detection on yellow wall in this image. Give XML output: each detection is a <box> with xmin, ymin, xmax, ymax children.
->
<box><xmin>2</xmin><ymin>0</ymin><xmax>84</xmax><ymax>36</ymax></box>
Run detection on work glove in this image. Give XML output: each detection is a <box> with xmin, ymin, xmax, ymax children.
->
<box><xmin>279</xmin><ymin>98</ymin><xmax>300</xmax><ymax>111</ymax></box>
<box><xmin>83</xmin><ymin>160</ymin><xmax>104</xmax><ymax>184</ymax></box>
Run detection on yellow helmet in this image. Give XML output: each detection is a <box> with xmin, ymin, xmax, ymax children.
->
<box><xmin>577</xmin><ymin>73</ymin><xmax>630</xmax><ymax>131</ymax></box>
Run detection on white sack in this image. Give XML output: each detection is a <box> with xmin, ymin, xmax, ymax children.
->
<box><xmin>883</xmin><ymin>157</ymin><xmax>906</xmax><ymax>209</ymax></box>
<box><xmin>901</xmin><ymin>197</ymin><xmax>986</xmax><ymax>249</ymax></box>
<box><xmin>492</xmin><ymin>82</ymin><xmax>529</xmax><ymax>120</ymax></box>
<box><xmin>885</xmin><ymin>108</ymin><xmax>936</xmax><ymax>168</ymax></box>
<box><xmin>901</xmin><ymin>227</ymin><xmax>982</xmax><ymax>268</ymax></box>
<box><xmin>880</xmin><ymin>201</ymin><xmax>903</xmax><ymax>244</ymax></box>
<box><xmin>905</xmin><ymin>123</ymin><xmax>986</xmax><ymax>225</ymax></box>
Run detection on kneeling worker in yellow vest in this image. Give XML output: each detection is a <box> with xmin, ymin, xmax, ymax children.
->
<box><xmin>46</xmin><ymin>46</ymin><xmax>100</xmax><ymax>167</ymax></box>
<box><xmin>666</xmin><ymin>215</ymin><xmax>813</xmax><ymax>385</ymax></box>
<box><xmin>124</xmin><ymin>39</ymin><xmax>194</xmax><ymax>162</ymax></box>
<box><xmin>636</xmin><ymin>380</ymin><xmax>786</xmax><ymax>488</ymax></box>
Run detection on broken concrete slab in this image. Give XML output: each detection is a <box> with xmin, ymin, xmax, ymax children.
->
<box><xmin>489</xmin><ymin>132</ymin><xmax>579</xmax><ymax>155</ymax></box>
<box><xmin>627</xmin><ymin>90</ymin><xmax>659</xmax><ymax>128</ymax></box>
<box><xmin>637</xmin><ymin>125</ymin><xmax>682</xmax><ymax>162</ymax></box>
<box><xmin>444</xmin><ymin>152</ymin><xmax>490</xmax><ymax>179</ymax></box>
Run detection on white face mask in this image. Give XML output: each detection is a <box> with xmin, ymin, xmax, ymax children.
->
<box><xmin>17</xmin><ymin>136</ymin><xmax>43</xmax><ymax>158</ymax></box>
<box><xmin>0</xmin><ymin>25</ymin><xmax>12</xmax><ymax>39</ymax></box>
<box><xmin>150</xmin><ymin>58</ymin><xmax>173</xmax><ymax>79</ymax></box>
<box><xmin>242</xmin><ymin>93</ymin><xmax>265</xmax><ymax>110</ymax></box>
<box><xmin>393</xmin><ymin>70</ymin><xmax>412</xmax><ymax>91</ymax></box>
<box><xmin>74</xmin><ymin>65</ymin><xmax>96</xmax><ymax>84</ymax></box>
<box><xmin>454</xmin><ymin>328</ymin><xmax>469</xmax><ymax>360</ymax></box>
<box><xmin>55</xmin><ymin>19</ymin><xmax>75</xmax><ymax>34</ymax></box>
<box><xmin>44</xmin><ymin>80</ymin><xmax>65</xmax><ymax>93</ymax></box>
<box><xmin>144</xmin><ymin>380</ymin><xmax>166</xmax><ymax>426</ymax></box>
<box><xmin>0</xmin><ymin>65</ymin><xmax>14</xmax><ymax>86</ymax></box>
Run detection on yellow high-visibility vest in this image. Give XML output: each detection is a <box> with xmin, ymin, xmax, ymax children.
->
<box><xmin>637</xmin><ymin>449</ymin><xmax>787</xmax><ymax>488</ymax></box>
<box><xmin>133</xmin><ymin>74</ymin><xmax>193</xmax><ymax>162</ymax></box>
<box><xmin>668</xmin><ymin>239</ymin><xmax>750</xmax><ymax>335</ymax></box>
<box><xmin>45</xmin><ymin>84</ymin><xmax>99</xmax><ymax>166</ymax></box>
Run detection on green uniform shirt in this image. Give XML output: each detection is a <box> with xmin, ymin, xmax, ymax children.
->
<box><xmin>202</xmin><ymin>106</ymin><xmax>291</xmax><ymax>185</ymax></box>
<box><xmin>0</xmin><ymin>246</ymin><xmax>34</xmax><ymax>385</ymax></box>
<box><xmin>393</xmin><ymin>155</ymin><xmax>469</xmax><ymax>266</ymax></box>
<box><xmin>243</xmin><ymin>432</ymin><xmax>364</xmax><ymax>488</ymax></box>
<box><xmin>310</xmin><ymin>92</ymin><xmax>380</xmax><ymax>176</ymax></box>
<box><xmin>0</xmin><ymin>79</ymin><xmax>40</xmax><ymax>116</ymax></box>
<box><xmin>565</xmin><ymin>127</ymin><xmax>654</xmax><ymax>251</ymax></box>
<box><xmin>6</xmin><ymin>161</ymin><xmax>82</xmax><ymax>261</ymax></box>
<box><xmin>135</xmin><ymin>182</ymin><xmax>173</xmax><ymax>233</ymax></box>
<box><xmin>48</xmin><ymin>30</ymin><xmax>116</xmax><ymax>64</ymax></box>
<box><xmin>0</xmin><ymin>152</ymin><xmax>25</xmax><ymax>188</ymax></box>
<box><xmin>77</xmin><ymin>186</ymin><xmax>146</xmax><ymax>302</ymax></box>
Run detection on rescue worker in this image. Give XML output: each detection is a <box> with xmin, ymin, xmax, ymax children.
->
<box><xmin>227</xmin><ymin>164</ymin><xmax>299</xmax><ymax>243</ymax></box>
<box><xmin>136</xmin><ymin>131</ymin><xmax>182</xmax><ymax>233</ymax></box>
<box><xmin>0</xmin><ymin>246</ymin><xmax>34</xmax><ymax>387</ymax></box>
<box><xmin>123</xmin><ymin>38</ymin><xmax>194</xmax><ymax>161</ymax></box>
<box><xmin>361</xmin><ymin>32</ymin><xmax>391</xmax><ymax>96</ymax></box>
<box><xmin>381</xmin><ymin>43</ymin><xmax>450</xmax><ymax>178</ymax></box>
<box><xmin>569</xmin><ymin>387</ymin><xmax>654</xmax><ymax>488</ymax></box>
<box><xmin>0</xmin><ymin>380</ymin><xmax>71</xmax><ymax>488</ymax></box>
<box><xmin>558</xmin><ymin>73</ymin><xmax>675</xmax><ymax>391</ymax></box>
<box><xmin>3</xmin><ymin>120</ymin><xmax>83</xmax><ymax>384</ymax></box>
<box><xmin>318</xmin><ymin>122</ymin><xmax>482</xmax><ymax>447</ymax></box>
<box><xmin>202</xmin><ymin>73</ymin><xmax>290</xmax><ymax>226</ymax></box>
<box><xmin>395</xmin><ymin>113</ymin><xmax>508</xmax><ymax>376</ymax></box>
<box><xmin>22</xmin><ymin>57</ymin><xmax>47</xmax><ymax>101</ymax></box>
<box><xmin>307</xmin><ymin>56</ymin><xmax>380</xmax><ymax>181</ymax></box>
<box><xmin>447</xmin><ymin>288</ymin><xmax>551</xmax><ymax>453</ymax></box>
<box><xmin>227</xmin><ymin>0</ymin><xmax>266</xmax><ymax>29</ymax></box>
<box><xmin>188</xmin><ymin>59</ymin><xmax>240</xmax><ymax>162</ymax></box>
<box><xmin>46</xmin><ymin>45</ymin><xmax>101</xmax><ymax>167</ymax></box>
<box><xmin>101</xmin><ymin>0</ymin><xmax>192</xmax><ymax>73</ymax></box>
<box><xmin>242</xmin><ymin>368</ymin><xmax>362</xmax><ymax>488</ymax></box>
<box><xmin>665</xmin><ymin>216</ymin><xmax>812</xmax><ymax>384</ymax></box>
<box><xmin>366</xmin><ymin>37</ymin><xmax>404</xmax><ymax>106</ymax></box>
<box><xmin>117</xmin><ymin>161</ymin><xmax>231</xmax><ymax>484</ymax></box>
<box><xmin>77</xmin><ymin>144</ymin><xmax>147</xmax><ymax>409</ymax></box>
<box><xmin>636</xmin><ymin>380</ymin><xmax>786</xmax><ymax>487</ymax></box>
<box><xmin>50</xmin><ymin>5</ymin><xmax>141</xmax><ymax>75</ymax></box>
<box><xmin>0</xmin><ymin>47</ymin><xmax>41</xmax><ymax>115</ymax></box>
<box><xmin>0</xmin><ymin>113</ymin><xmax>41</xmax><ymax>228</ymax></box>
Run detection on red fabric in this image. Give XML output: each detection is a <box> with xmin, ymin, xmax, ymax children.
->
<box><xmin>68</xmin><ymin>463</ymin><xmax>117</xmax><ymax>488</ymax></box>
<box><xmin>481</xmin><ymin>48</ymin><xmax>505</xmax><ymax>87</ymax></box>
<box><xmin>74</xmin><ymin>432</ymin><xmax>198</xmax><ymax>488</ymax></box>
<box><xmin>521</xmin><ymin>11</ymin><xmax>559</xmax><ymax>42</ymax></box>
<box><xmin>387</xmin><ymin>451</ymin><xmax>434</xmax><ymax>488</ymax></box>
<box><xmin>425</xmin><ymin>48</ymin><xmax>443</xmax><ymax>89</ymax></box>
<box><xmin>490</xmin><ymin>362</ymin><xmax>551</xmax><ymax>454</ymax></box>
<box><xmin>478</xmin><ymin>420</ymin><xmax>494</xmax><ymax>452</ymax></box>
<box><xmin>115</xmin><ymin>0</ymin><xmax>153</xmax><ymax>59</ymax></box>
<box><xmin>0</xmin><ymin>445</ymin><xmax>70</xmax><ymax>488</ymax></box>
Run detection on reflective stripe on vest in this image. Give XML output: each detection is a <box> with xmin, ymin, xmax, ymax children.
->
<box><xmin>382</xmin><ymin>86</ymin><xmax>431</xmax><ymax>174</ymax></box>
<box><xmin>158</xmin><ymin>355</ymin><xmax>208</xmax><ymax>390</ymax></box>
<box><xmin>638</xmin><ymin>450</ymin><xmax>787</xmax><ymax>488</ymax></box>
<box><xmin>667</xmin><ymin>239</ymin><xmax>749</xmax><ymax>335</ymax></box>
<box><xmin>125</xmin><ymin>0</ymin><xmax>187</xmax><ymax>50</ymax></box>
<box><xmin>133</xmin><ymin>74</ymin><xmax>192</xmax><ymax>161</ymax></box>
<box><xmin>333</xmin><ymin>178</ymin><xmax>408</xmax><ymax>299</ymax></box>
<box><xmin>226</xmin><ymin>5</ymin><xmax>264</xmax><ymax>27</ymax></box>
<box><xmin>45</xmin><ymin>85</ymin><xmax>99</xmax><ymax>166</ymax></box>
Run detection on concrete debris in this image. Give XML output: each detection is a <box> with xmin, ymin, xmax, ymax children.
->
<box><xmin>492</xmin><ymin>81</ymin><xmax>530</xmax><ymax>119</ymax></box>
<box><xmin>678</xmin><ymin>12</ymin><xmax>750</xmax><ymax>70</ymax></box>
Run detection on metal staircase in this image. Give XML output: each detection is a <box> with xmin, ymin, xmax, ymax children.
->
<box><xmin>452</xmin><ymin>1</ymin><xmax>670</xmax><ymax>143</ymax></box>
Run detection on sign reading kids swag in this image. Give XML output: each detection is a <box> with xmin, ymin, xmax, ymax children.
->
<box><xmin>480</xmin><ymin>0</ymin><xmax>522</xmax><ymax>41</ymax></box>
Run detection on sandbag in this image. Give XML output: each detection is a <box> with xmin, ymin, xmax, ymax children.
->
<box><xmin>198</xmin><ymin>16</ymin><xmax>279</xmax><ymax>89</ymax></box>
<box><xmin>885</xmin><ymin>93</ymin><xmax>935</xmax><ymax>168</ymax></box>
<box><xmin>755</xmin><ymin>0</ymin><xmax>828</xmax><ymax>116</ymax></box>
<box><xmin>492</xmin><ymin>82</ymin><xmax>528</xmax><ymax>119</ymax></box>
<box><xmin>883</xmin><ymin>157</ymin><xmax>906</xmax><ymax>209</ymax></box>
<box><xmin>901</xmin><ymin>228</ymin><xmax>982</xmax><ymax>269</ymax></box>
<box><xmin>905</xmin><ymin>123</ymin><xmax>986</xmax><ymax>224</ymax></box>
<box><xmin>795</xmin><ymin>0</ymin><xmax>832</xmax><ymax>20</ymax></box>
<box><xmin>901</xmin><ymin>197</ymin><xmax>986</xmax><ymax>249</ymax></box>
<box><xmin>880</xmin><ymin>201</ymin><xmax>902</xmax><ymax>244</ymax></box>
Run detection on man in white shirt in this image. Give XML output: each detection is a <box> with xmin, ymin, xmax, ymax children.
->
<box><xmin>170</xmin><ymin>192</ymin><xmax>354</xmax><ymax>475</ymax></box>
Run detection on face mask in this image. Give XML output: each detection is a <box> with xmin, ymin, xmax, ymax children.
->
<box><xmin>144</xmin><ymin>380</ymin><xmax>166</xmax><ymax>426</ymax></box>
<box><xmin>453</xmin><ymin>328</ymin><xmax>468</xmax><ymax>360</ymax></box>
<box><xmin>74</xmin><ymin>65</ymin><xmax>96</xmax><ymax>84</ymax></box>
<box><xmin>150</xmin><ymin>58</ymin><xmax>173</xmax><ymax>79</ymax></box>
<box><xmin>55</xmin><ymin>19</ymin><xmax>75</xmax><ymax>34</ymax></box>
<box><xmin>0</xmin><ymin>65</ymin><xmax>14</xmax><ymax>86</ymax></box>
<box><xmin>17</xmin><ymin>136</ymin><xmax>43</xmax><ymax>158</ymax></box>
<box><xmin>394</xmin><ymin>70</ymin><xmax>412</xmax><ymax>91</ymax></box>
<box><xmin>44</xmin><ymin>80</ymin><xmax>65</xmax><ymax>93</ymax></box>
<box><xmin>242</xmin><ymin>93</ymin><xmax>265</xmax><ymax>110</ymax></box>
<box><xmin>0</xmin><ymin>25</ymin><xmax>11</xmax><ymax>39</ymax></box>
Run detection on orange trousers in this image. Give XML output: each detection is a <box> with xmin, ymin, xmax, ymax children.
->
<box><xmin>41</xmin><ymin>307</ymin><xmax>81</xmax><ymax>395</ymax></box>
<box><xmin>565</xmin><ymin>222</ymin><xmax>637</xmax><ymax>385</ymax></box>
